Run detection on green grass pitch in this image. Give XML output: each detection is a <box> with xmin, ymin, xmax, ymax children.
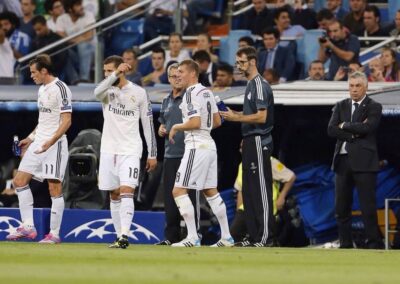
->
<box><xmin>1</xmin><ymin>243</ymin><xmax>399</xmax><ymax>284</ymax></box>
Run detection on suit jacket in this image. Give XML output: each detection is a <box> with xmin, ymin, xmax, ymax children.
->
<box><xmin>327</xmin><ymin>96</ymin><xmax>382</xmax><ymax>172</ymax></box>
<box><xmin>239</xmin><ymin>7</ymin><xmax>274</xmax><ymax>36</ymax></box>
<box><xmin>257</xmin><ymin>46</ymin><xmax>295</xmax><ymax>81</ymax></box>
<box><xmin>198</xmin><ymin>62</ymin><xmax>218</xmax><ymax>87</ymax></box>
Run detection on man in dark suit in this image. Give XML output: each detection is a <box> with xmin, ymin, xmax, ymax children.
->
<box><xmin>192</xmin><ymin>49</ymin><xmax>217</xmax><ymax>87</ymax></box>
<box><xmin>327</xmin><ymin>71</ymin><xmax>384</xmax><ymax>249</ymax></box>
<box><xmin>239</xmin><ymin>0</ymin><xmax>274</xmax><ymax>36</ymax></box>
<box><xmin>257</xmin><ymin>27</ymin><xmax>295</xmax><ymax>83</ymax></box>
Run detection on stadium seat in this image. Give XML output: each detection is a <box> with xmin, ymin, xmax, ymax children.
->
<box><xmin>313</xmin><ymin>0</ymin><xmax>350</xmax><ymax>12</ymax></box>
<box><xmin>219</xmin><ymin>30</ymin><xmax>252</xmax><ymax>66</ymax></box>
<box><xmin>388</xmin><ymin>0</ymin><xmax>400</xmax><ymax>21</ymax></box>
<box><xmin>138</xmin><ymin>56</ymin><xmax>153</xmax><ymax>77</ymax></box>
<box><xmin>106</xmin><ymin>19</ymin><xmax>144</xmax><ymax>57</ymax></box>
<box><xmin>296</xmin><ymin>29</ymin><xmax>325</xmax><ymax>78</ymax></box>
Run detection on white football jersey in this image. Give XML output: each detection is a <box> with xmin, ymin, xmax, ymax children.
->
<box><xmin>180</xmin><ymin>83</ymin><xmax>218</xmax><ymax>150</ymax></box>
<box><xmin>35</xmin><ymin>78</ymin><xmax>72</xmax><ymax>142</ymax></box>
<box><xmin>94</xmin><ymin>72</ymin><xmax>157</xmax><ymax>157</ymax></box>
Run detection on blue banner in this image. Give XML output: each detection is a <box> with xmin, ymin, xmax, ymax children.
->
<box><xmin>0</xmin><ymin>209</ymin><xmax>165</xmax><ymax>244</ymax></box>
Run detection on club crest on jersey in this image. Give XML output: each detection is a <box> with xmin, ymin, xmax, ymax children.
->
<box><xmin>130</xmin><ymin>96</ymin><xmax>136</xmax><ymax>104</ymax></box>
<box><xmin>62</xmin><ymin>98</ymin><xmax>69</xmax><ymax>106</ymax></box>
<box><xmin>247</xmin><ymin>92</ymin><xmax>252</xmax><ymax>100</ymax></box>
<box><xmin>110</xmin><ymin>93</ymin><xmax>115</xmax><ymax>101</ymax></box>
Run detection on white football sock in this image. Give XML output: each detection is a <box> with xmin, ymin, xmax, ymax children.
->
<box><xmin>206</xmin><ymin>193</ymin><xmax>231</xmax><ymax>239</ymax></box>
<box><xmin>50</xmin><ymin>194</ymin><xmax>64</xmax><ymax>237</ymax></box>
<box><xmin>110</xmin><ymin>199</ymin><xmax>121</xmax><ymax>237</ymax></box>
<box><xmin>120</xmin><ymin>193</ymin><xmax>134</xmax><ymax>236</ymax></box>
<box><xmin>15</xmin><ymin>185</ymin><xmax>34</xmax><ymax>227</ymax></box>
<box><xmin>175</xmin><ymin>194</ymin><xmax>198</xmax><ymax>240</ymax></box>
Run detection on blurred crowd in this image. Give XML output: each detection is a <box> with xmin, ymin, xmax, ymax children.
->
<box><xmin>0</xmin><ymin>0</ymin><xmax>400</xmax><ymax>86</ymax></box>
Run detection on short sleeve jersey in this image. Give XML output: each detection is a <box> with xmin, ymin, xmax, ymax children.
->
<box><xmin>242</xmin><ymin>74</ymin><xmax>274</xmax><ymax>137</ymax></box>
<box><xmin>36</xmin><ymin>78</ymin><xmax>72</xmax><ymax>142</ymax></box>
<box><xmin>179</xmin><ymin>83</ymin><xmax>218</xmax><ymax>150</ymax></box>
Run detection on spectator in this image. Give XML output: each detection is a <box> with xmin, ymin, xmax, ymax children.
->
<box><xmin>289</xmin><ymin>0</ymin><xmax>318</xmax><ymax>30</ymax></box>
<box><xmin>257</xmin><ymin>27</ymin><xmax>295</xmax><ymax>83</ymax></box>
<box><xmin>274</xmin><ymin>6</ymin><xmax>305</xmax><ymax>44</ymax></box>
<box><xmin>0</xmin><ymin>0</ymin><xmax>22</xmax><ymax>18</ymax></box>
<box><xmin>0</xmin><ymin>21</ymin><xmax>15</xmax><ymax>83</ymax></box>
<box><xmin>142</xmin><ymin>46</ymin><xmax>165</xmax><ymax>86</ymax></box>
<box><xmin>367</xmin><ymin>57</ymin><xmax>385</xmax><ymax>82</ymax></box>
<box><xmin>307</xmin><ymin>60</ymin><xmax>325</xmax><ymax>80</ymax></box>
<box><xmin>333</xmin><ymin>60</ymin><xmax>363</xmax><ymax>81</ymax></box>
<box><xmin>143</xmin><ymin>0</ymin><xmax>188</xmax><ymax>42</ymax></box>
<box><xmin>186</xmin><ymin>0</ymin><xmax>214</xmax><ymax>35</ymax></box>
<box><xmin>212</xmin><ymin>63</ymin><xmax>244</xmax><ymax>91</ymax></box>
<box><xmin>44</xmin><ymin>0</ymin><xmax>65</xmax><ymax>32</ymax></box>
<box><xmin>31</xmin><ymin>15</ymin><xmax>69</xmax><ymax>81</ymax></box>
<box><xmin>192</xmin><ymin>49</ymin><xmax>217</xmax><ymax>87</ymax></box>
<box><xmin>238</xmin><ymin>36</ymin><xmax>255</xmax><ymax>49</ymax></box>
<box><xmin>356</xmin><ymin>5</ymin><xmax>388</xmax><ymax>48</ymax></box>
<box><xmin>193</xmin><ymin>32</ymin><xmax>218</xmax><ymax>63</ymax></box>
<box><xmin>389</xmin><ymin>10</ymin><xmax>400</xmax><ymax>49</ymax></box>
<box><xmin>390</xmin><ymin>10</ymin><xmax>400</xmax><ymax>37</ymax></box>
<box><xmin>343</xmin><ymin>0</ymin><xmax>366</xmax><ymax>34</ymax></box>
<box><xmin>326</xmin><ymin>0</ymin><xmax>347</xmax><ymax>20</ymax></box>
<box><xmin>318</xmin><ymin>20</ymin><xmax>360</xmax><ymax>80</ymax></box>
<box><xmin>164</xmin><ymin>32</ymin><xmax>190</xmax><ymax>67</ymax></box>
<box><xmin>0</xmin><ymin>11</ymin><xmax>30</xmax><ymax>59</ymax></box>
<box><xmin>263</xmin><ymin>68</ymin><xmax>280</xmax><ymax>85</ymax></box>
<box><xmin>239</xmin><ymin>0</ymin><xmax>274</xmax><ymax>37</ymax></box>
<box><xmin>19</xmin><ymin>0</ymin><xmax>36</xmax><ymax>39</ymax></box>
<box><xmin>122</xmin><ymin>48</ymin><xmax>142</xmax><ymax>85</ymax></box>
<box><xmin>316</xmin><ymin>8</ymin><xmax>335</xmax><ymax>32</ymax></box>
<box><xmin>381</xmin><ymin>47</ymin><xmax>400</xmax><ymax>82</ymax></box>
<box><xmin>56</xmin><ymin>0</ymin><xmax>95</xmax><ymax>82</ymax></box>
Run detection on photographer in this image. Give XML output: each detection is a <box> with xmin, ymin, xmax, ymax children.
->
<box><xmin>318</xmin><ymin>20</ymin><xmax>360</xmax><ymax>81</ymax></box>
<box><xmin>333</xmin><ymin>61</ymin><xmax>363</xmax><ymax>81</ymax></box>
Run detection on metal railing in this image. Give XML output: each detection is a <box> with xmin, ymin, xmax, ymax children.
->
<box><xmin>16</xmin><ymin>0</ymin><xmax>156</xmax><ymax>83</ymax></box>
<box><xmin>385</xmin><ymin>198</ymin><xmax>400</xmax><ymax>250</ymax></box>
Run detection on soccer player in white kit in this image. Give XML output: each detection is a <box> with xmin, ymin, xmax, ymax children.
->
<box><xmin>94</xmin><ymin>56</ymin><xmax>157</xmax><ymax>249</ymax></box>
<box><xmin>169</xmin><ymin>59</ymin><xmax>234</xmax><ymax>247</ymax></box>
<box><xmin>6</xmin><ymin>54</ymin><xmax>72</xmax><ymax>244</ymax></box>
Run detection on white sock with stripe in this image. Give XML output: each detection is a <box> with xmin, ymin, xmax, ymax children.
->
<box><xmin>120</xmin><ymin>193</ymin><xmax>134</xmax><ymax>236</ymax></box>
<box><xmin>110</xmin><ymin>199</ymin><xmax>122</xmax><ymax>238</ymax></box>
<box><xmin>50</xmin><ymin>194</ymin><xmax>64</xmax><ymax>237</ymax></box>
<box><xmin>206</xmin><ymin>193</ymin><xmax>231</xmax><ymax>239</ymax></box>
<box><xmin>15</xmin><ymin>185</ymin><xmax>34</xmax><ymax>228</ymax></box>
<box><xmin>175</xmin><ymin>194</ymin><xmax>198</xmax><ymax>240</ymax></box>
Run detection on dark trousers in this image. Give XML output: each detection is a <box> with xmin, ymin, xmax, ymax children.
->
<box><xmin>242</xmin><ymin>136</ymin><xmax>275</xmax><ymax>243</ymax></box>
<box><xmin>162</xmin><ymin>158</ymin><xmax>199</xmax><ymax>242</ymax></box>
<box><xmin>335</xmin><ymin>155</ymin><xmax>383</xmax><ymax>248</ymax></box>
<box><xmin>230</xmin><ymin>210</ymin><xmax>247</xmax><ymax>242</ymax></box>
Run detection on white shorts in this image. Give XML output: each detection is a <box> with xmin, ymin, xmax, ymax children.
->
<box><xmin>18</xmin><ymin>137</ymin><xmax>68</xmax><ymax>182</ymax></box>
<box><xmin>174</xmin><ymin>148</ymin><xmax>217</xmax><ymax>190</ymax></box>
<box><xmin>98</xmin><ymin>153</ymin><xmax>140</xmax><ymax>191</ymax></box>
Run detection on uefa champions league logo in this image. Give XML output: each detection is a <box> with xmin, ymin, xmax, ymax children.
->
<box><xmin>65</xmin><ymin>218</ymin><xmax>160</xmax><ymax>242</ymax></box>
<box><xmin>0</xmin><ymin>216</ymin><xmax>22</xmax><ymax>234</ymax></box>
